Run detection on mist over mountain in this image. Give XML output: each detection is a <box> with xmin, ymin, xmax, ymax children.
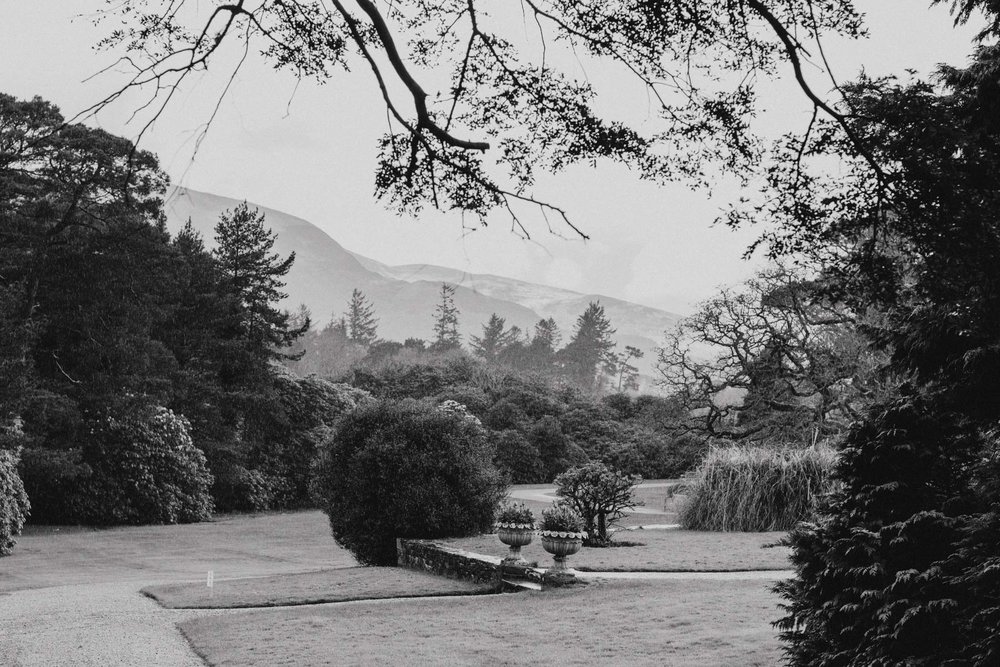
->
<box><xmin>163</xmin><ymin>187</ymin><xmax>681</xmax><ymax>386</ymax></box>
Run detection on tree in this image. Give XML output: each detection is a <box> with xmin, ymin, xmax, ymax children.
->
<box><xmin>614</xmin><ymin>345</ymin><xmax>644</xmax><ymax>393</ymax></box>
<box><xmin>94</xmin><ymin>1</ymin><xmax>869</xmax><ymax>237</ymax></box>
<box><xmin>470</xmin><ymin>313</ymin><xmax>519</xmax><ymax>360</ymax></box>
<box><xmin>559</xmin><ymin>302</ymin><xmax>617</xmax><ymax>390</ymax></box>
<box><xmin>656</xmin><ymin>265</ymin><xmax>883</xmax><ymax>444</ymax></box>
<box><xmin>555</xmin><ymin>462</ymin><xmax>640</xmax><ymax>547</ymax></box>
<box><xmin>430</xmin><ymin>283</ymin><xmax>461</xmax><ymax>352</ymax></box>
<box><xmin>344</xmin><ymin>289</ymin><xmax>378</xmax><ymax>346</ymax></box>
<box><xmin>213</xmin><ymin>202</ymin><xmax>308</xmax><ymax>362</ymax></box>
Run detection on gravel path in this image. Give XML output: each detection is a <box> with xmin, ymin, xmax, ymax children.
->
<box><xmin>0</xmin><ymin>581</ymin><xmax>235</xmax><ymax>666</ymax></box>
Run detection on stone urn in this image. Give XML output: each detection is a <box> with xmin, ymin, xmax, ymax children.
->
<box><xmin>496</xmin><ymin>523</ymin><xmax>535</xmax><ymax>564</ymax></box>
<box><xmin>539</xmin><ymin>530</ymin><xmax>586</xmax><ymax>571</ymax></box>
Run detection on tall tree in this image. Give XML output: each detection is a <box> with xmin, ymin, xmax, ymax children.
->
<box><xmin>213</xmin><ymin>202</ymin><xmax>308</xmax><ymax>361</ymax></box>
<box><xmin>344</xmin><ymin>289</ymin><xmax>378</xmax><ymax>346</ymax></box>
<box><xmin>471</xmin><ymin>313</ymin><xmax>519</xmax><ymax>360</ymax></box>
<box><xmin>430</xmin><ymin>283</ymin><xmax>461</xmax><ymax>352</ymax></box>
<box><xmin>559</xmin><ymin>302</ymin><xmax>617</xmax><ymax>389</ymax></box>
<box><xmin>614</xmin><ymin>345</ymin><xmax>644</xmax><ymax>393</ymax></box>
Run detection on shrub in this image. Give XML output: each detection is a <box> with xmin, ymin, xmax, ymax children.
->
<box><xmin>680</xmin><ymin>445</ymin><xmax>836</xmax><ymax>532</ymax></box>
<box><xmin>311</xmin><ymin>399</ymin><xmax>506</xmax><ymax>565</ymax></box>
<box><xmin>539</xmin><ymin>503</ymin><xmax>584</xmax><ymax>534</ymax></box>
<box><xmin>0</xmin><ymin>448</ymin><xmax>30</xmax><ymax>556</ymax></box>
<box><xmin>531</xmin><ymin>416</ymin><xmax>587</xmax><ymax>481</ymax></box>
<box><xmin>17</xmin><ymin>447</ymin><xmax>92</xmax><ymax>524</ymax></box>
<box><xmin>555</xmin><ymin>462</ymin><xmax>640</xmax><ymax>546</ymax></box>
<box><xmin>79</xmin><ymin>406</ymin><xmax>214</xmax><ymax>525</ymax></box>
<box><xmin>248</xmin><ymin>372</ymin><xmax>372</xmax><ymax>508</ymax></box>
<box><xmin>492</xmin><ymin>429</ymin><xmax>545</xmax><ymax>484</ymax></box>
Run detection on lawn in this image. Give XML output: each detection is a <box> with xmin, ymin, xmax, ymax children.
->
<box><xmin>1</xmin><ymin>510</ymin><xmax>349</xmax><ymax>592</ymax></box>
<box><xmin>143</xmin><ymin>567</ymin><xmax>491</xmax><ymax>609</ymax></box>
<box><xmin>510</xmin><ymin>481</ymin><xmax>681</xmax><ymax>527</ymax></box>
<box><xmin>179</xmin><ymin>578</ymin><xmax>784</xmax><ymax>666</ymax></box>
<box><xmin>440</xmin><ymin>527</ymin><xmax>790</xmax><ymax>571</ymax></box>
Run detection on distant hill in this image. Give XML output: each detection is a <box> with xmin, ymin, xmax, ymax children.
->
<box><xmin>163</xmin><ymin>187</ymin><xmax>682</xmax><ymax>389</ymax></box>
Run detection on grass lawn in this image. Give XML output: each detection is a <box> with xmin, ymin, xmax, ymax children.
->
<box><xmin>143</xmin><ymin>567</ymin><xmax>491</xmax><ymax>609</ymax></box>
<box><xmin>1</xmin><ymin>510</ymin><xmax>350</xmax><ymax>592</ymax></box>
<box><xmin>441</xmin><ymin>528</ymin><xmax>790</xmax><ymax>572</ymax></box>
<box><xmin>179</xmin><ymin>578</ymin><xmax>784</xmax><ymax>666</ymax></box>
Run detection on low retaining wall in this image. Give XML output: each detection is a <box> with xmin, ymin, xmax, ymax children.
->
<box><xmin>396</xmin><ymin>539</ymin><xmax>553</xmax><ymax>590</ymax></box>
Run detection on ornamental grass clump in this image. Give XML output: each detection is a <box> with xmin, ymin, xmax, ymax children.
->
<box><xmin>680</xmin><ymin>445</ymin><xmax>836</xmax><ymax>532</ymax></box>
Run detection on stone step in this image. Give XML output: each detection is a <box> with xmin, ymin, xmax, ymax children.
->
<box><xmin>501</xmin><ymin>577</ymin><xmax>543</xmax><ymax>592</ymax></box>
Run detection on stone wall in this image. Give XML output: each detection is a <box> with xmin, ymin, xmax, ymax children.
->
<box><xmin>396</xmin><ymin>539</ymin><xmax>550</xmax><ymax>590</ymax></box>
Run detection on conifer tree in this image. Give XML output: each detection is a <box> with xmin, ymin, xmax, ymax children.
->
<box><xmin>344</xmin><ymin>289</ymin><xmax>378</xmax><ymax>346</ymax></box>
<box><xmin>430</xmin><ymin>283</ymin><xmax>461</xmax><ymax>352</ymax></box>
<box><xmin>559</xmin><ymin>302</ymin><xmax>617</xmax><ymax>389</ymax></box>
<box><xmin>471</xmin><ymin>313</ymin><xmax>519</xmax><ymax>360</ymax></box>
<box><xmin>213</xmin><ymin>202</ymin><xmax>308</xmax><ymax>360</ymax></box>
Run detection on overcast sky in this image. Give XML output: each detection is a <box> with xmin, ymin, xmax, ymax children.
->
<box><xmin>0</xmin><ymin>1</ymin><xmax>981</xmax><ymax>314</ymax></box>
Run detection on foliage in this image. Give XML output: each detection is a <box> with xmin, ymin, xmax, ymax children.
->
<box><xmin>470</xmin><ymin>313</ymin><xmax>521</xmax><ymax>360</ymax></box>
<box><xmin>492</xmin><ymin>429</ymin><xmax>545</xmax><ymax>484</ymax></box>
<box><xmin>430</xmin><ymin>283</ymin><xmax>461</xmax><ymax>352</ymax></box>
<box><xmin>555</xmin><ymin>462</ymin><xmax>640</xmax><ymax>546</ymax></box>
<box><xmin>657</xmin><ymin>265</ymin><xmax>883</xmax><ymax>444</ymax></box>
<box><xmin>679</xmin><ymin>445</ymin><xmax>835</xmax><ymax>532</ymax></box>
<box><xmin>213</xmin><ymin>201</ymin><xmax>308</xmax><ymax>360</ymax></box>
<box><xmin>530</xmin><ymin>415</ymin><xmax>587</xmax><ymax>481</ymax></box>
<box><xmin>311</xmin><ymin>399</ymin><xmax>505</xmax><ymax>565</ymax></box>
<box><xmin>344</xmin><ymin>289</ymin><xmax>379</xmax><ymax>346</ymax></box>
<box><xmin>539</xmin><ymin>503</ymin><xmax>585</xmax><ymax>534</ymax></box>
<box><xmin>78</xmin><ymin>405</ymin><xmax>215</xmax><ymax>525</ymax></box>
<box><xmin>0</xmin><ymin>447</ymin><xmax>29</xmax><ymax>556</ymax></box>
<box><xmin>496</xmin><ymin>501</ymin><xmax>534</xmax><ymax>527</ymax></box>
<box><xmin>558</xmin><ymin>302</ymin><xmax>617</xmax><ymax>390</ymax></box>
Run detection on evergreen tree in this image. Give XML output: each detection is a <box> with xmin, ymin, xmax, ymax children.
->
<box><xmin>559</xmin><ymin>302</ymin><xmax>617</xmax><ymax>389</ymax></box>
<box><xmin>430</xmin><ymin>283</ymin><xmax>461</xmax><ymax>352</ymax></box>
<box><xmin>344</xmin><ymin>289</ymin><xmax>378</xmax><ymax>346</ymax></box>
<box><xmin>614</xmin><ymin>345</ymin><xmax>644</xmax><ymax>393</ymax></box>
<box><xmin>471</xmin><ymin>313</ymin><xmax>519</xmax><ymax>360</ymax></box>
<box><xmin>532</xmin><ymin>317</ymin><xmax>561</xmax><ymax>352</ymax></box>
<box><xmin>213</xmin><ymin>202</ymin><xmax>308</xmax><ymax>360</ymax></box>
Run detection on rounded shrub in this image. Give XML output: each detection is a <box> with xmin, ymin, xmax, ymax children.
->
<box><xmin>80</xmin><ymin>406</ymin><xmax>214</xmax><ymax>525</ymax></box>
<box><xmin>680</xmin><ymin>445</ymin><xmax>836</xmax><ymax>532</ymax></box>
<box><xmin>0</xmin><ymin>448</ymin><xmax>30</xmax><ymax>556</ymax></box>
<box><xmin>311</xmin><ymin>398</ymin><xmax>506</xmax><ymax>565</ymax></box>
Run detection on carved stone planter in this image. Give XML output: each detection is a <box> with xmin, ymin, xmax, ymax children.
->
<box><xmin>496</xmin><ymin>523</ymin><xmax>535</xmax><ymax>564</ymax></box>
<box><xmin>539</xmin><ymin>530</ymin><xmax>586</xmax><ymax>571</ymax></box>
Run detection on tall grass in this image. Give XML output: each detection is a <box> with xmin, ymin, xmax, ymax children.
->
<box><xmin>679</xmin><ymin>445</ymin><xmax>836</xmax><ymax>532</ymax></box>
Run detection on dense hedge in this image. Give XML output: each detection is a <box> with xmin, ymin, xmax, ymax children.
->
<box><xmin>311</xmin><ymin>398</ymin><xmax>506</xmax><ymax>565</ymax></box>
<box><xmin>680</xmin><ymin>445</ymin><xmax>835</xmax><ymax>532</ymax></box>
<box><xmin>0</xmin><ymin>448</ymin><xmax>30</xmax><ymax>556</ymax></box>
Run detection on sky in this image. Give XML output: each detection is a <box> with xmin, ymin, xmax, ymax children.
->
<box><xmin>0</xmin><ymin>1</ymin><xmax>982</xmax><ymax>314</ymax></box>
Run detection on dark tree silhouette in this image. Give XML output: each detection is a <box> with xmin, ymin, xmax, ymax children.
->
<box><xmin>430</xmin><ymin>283</ymin><xmax>461</xmax><ymax>352</ymax></box>
<box><xmin>344</xmin><ymin>288</ymin><xmax>378</xmax><ymax>346</ymax></box>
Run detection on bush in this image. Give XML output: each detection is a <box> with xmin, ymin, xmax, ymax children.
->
<box><xmin>680</xmin><ymin>445</ymin><xmax>836</xmax><ymax>531</ymax></box>
<box><xmin>17</xmin><ymin>447</ymin><xmax>91</xmax><ymax>524</ymax></box>
<box><xmin>248</xmin><ymin>372</ymin><xmax>372</xmax><ymax>508</ymax></box>
<box><xmin>311</xmin><ymin>399</ymin><xmax>506</xmax><ymax>565</ymax></box>
<box><xmin>0</xmin><ymin>448</ymin><xmax>30</xmax><ymax>556</ymax></box>
<box><xmin>492</xmin><ymin>429</ymin><xmax>545</xmax><ymax>484</ymax></box>
<box><xmin>496</xmin><ymin>501</ymin><xmax>534</xmax><ymax>527</ymax></box>
<box><xmin>555</xmin><ymin>462</ymin><xmax>640</xmax><ymax>546</ymax></box>
<box><xmin>79</xmin><ymin>406</ymin><xmax>214</xmax><ymax>525</ymax></box>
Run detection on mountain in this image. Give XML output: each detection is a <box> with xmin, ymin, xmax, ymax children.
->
<box><xmin>163</xmin><ymin>187</ymin><xmax>682</xmax><ymax>388</ymax></box>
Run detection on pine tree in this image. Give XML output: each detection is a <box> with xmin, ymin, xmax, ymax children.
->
<box><xmin>471</xmin><ymin>313</ymin><xmax>519</xmax><ymax>360</ymax></box>
<box><xmin>344</xmin><ymin>289</ymin><xmax>378</xmax><ymax>346</ymax></box>
<box><xmin>213</xmin><ymin>202</ymin><xmax>308</xmax><ymax>359</ymax></box>
<box><xmin>559</xmin><ymin>302</ymin><xmax>617</xmax><ymax>389</ymax></box>
<box><xmin>614</xmin><ymin>345</ymin><xmax>644</xmax><ymax>392</ymax></box>
<box><xmin>532</xmin><ymin>317</ymin><xmax>562</xmax><ymax>352</ymax></box>
<box><xmin>431</xmin><ymin>283</ymin><xmax>461</xmax><ymax>351</ymax></box>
